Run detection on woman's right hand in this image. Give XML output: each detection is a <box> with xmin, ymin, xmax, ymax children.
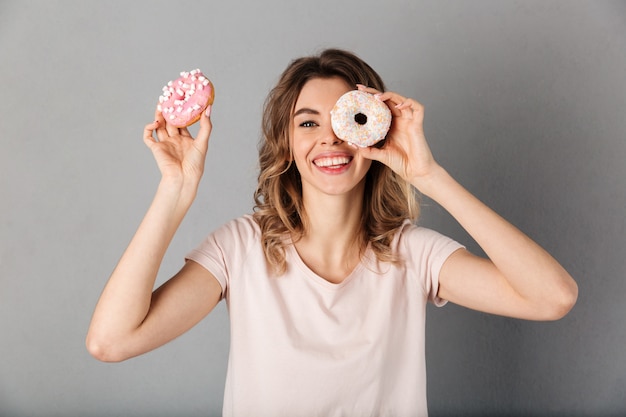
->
<box><xmin>143</xmin><ymin>106</ymin><xmax>212</xmax><ymax>189</ymax></box>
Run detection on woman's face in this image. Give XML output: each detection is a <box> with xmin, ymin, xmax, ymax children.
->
<box><xmin>290</xmin><ymin>77</ymin><xmax>372</xmax><ymax>200</ymax></box>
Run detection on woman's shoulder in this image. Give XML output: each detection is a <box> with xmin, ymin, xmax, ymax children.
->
<box><xmin>213</xmin><ymin>214</ymin><xmax>262</xmax><ymax>242</ymax></box>
<box><xmin>188</xmin><ymin>214</ymin><xmax>262</xmax><ymax>264</ymax></box>
<box><xmin>226</xmin><ymin>213</ymin><xmax>260</xmax><ymax>230</ymax></box>
<box><xmin>394</xmin><ymin>219</ymin><xmax>439</xmax><ymax>240</ymax></box>
<box><xmin>395</xmin><ymin>220</ymin><xmax>463</xmax><ymax>253</ymax></box>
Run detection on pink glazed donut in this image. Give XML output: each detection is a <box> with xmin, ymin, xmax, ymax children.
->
<box><xmin>330</xmin><ymin>90</ymin><xmax>392</xmax><ymax>147</ymax></box>
<box><xmin>157</xmin><ymin>69</ymin><xmax>215</xmax><ymax>128</ymax></box>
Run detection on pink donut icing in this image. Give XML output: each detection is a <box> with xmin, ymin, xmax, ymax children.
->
<box><xmin>330</xmin><ymin>90</ymin><xmax>391</xmax><ymax>147</ymax></box>
<box><xmin>157</xmin><ymin>69</ymin><xmax>214</xmax><ymax>127</ymax></box>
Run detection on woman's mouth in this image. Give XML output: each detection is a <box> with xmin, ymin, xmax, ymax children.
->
<box><xmin>313</xmin><ymin>156</ymin><xmax>352</xmax><ymax>168</ymax></box>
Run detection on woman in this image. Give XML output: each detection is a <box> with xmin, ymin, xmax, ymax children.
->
<box><xmin>87</xmin><ymin>49</ymin><xmax>577</xmax><ymax>416</ymax></box>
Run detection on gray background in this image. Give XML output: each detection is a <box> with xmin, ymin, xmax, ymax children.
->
<box><xmin>1</xmin><ymin>1</ymin><xmax>624</xmax><ymax>416</ymax></box>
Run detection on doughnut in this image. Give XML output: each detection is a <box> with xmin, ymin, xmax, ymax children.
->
<box><xmin>157</xmin><ymin>69</ymin><xmax>214</xmax><ymax>127</ymax></box>
<box><xmin>330</xmin><ymin>90</ymin><xmax>391</xmax><ymax>147</ymax></box>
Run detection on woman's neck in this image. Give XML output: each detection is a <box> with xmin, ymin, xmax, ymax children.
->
<box><xmin>294</xmin><ymin>185</ymin><xmax>366</xmax><ymax>283</ymax></box>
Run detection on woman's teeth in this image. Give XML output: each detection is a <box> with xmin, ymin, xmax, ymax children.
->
<box><xmin>314</xmin><ymin>156</ymin><xmax>351</xmax><ymax>167</ymax></box>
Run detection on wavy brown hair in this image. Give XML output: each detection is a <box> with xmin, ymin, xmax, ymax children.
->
<box><xmin>253</xmin><ymin>48</ymin><xmax>420</xmax><ymax>275</ymax></box>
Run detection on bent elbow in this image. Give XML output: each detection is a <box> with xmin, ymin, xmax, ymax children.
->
<box><xmin>85</xmin><ymin>333</ymin><xmax>128</xmax><ymax>363</ymax></box>
<box><xmin>542</xmin><ymin>275</ymin><xmax>579</xmax><ymax>321</ymax></box>
<box><xmin>558</xmin><ymin>282</ymin><xmax>579</xmax><ymax>319</ymax></box>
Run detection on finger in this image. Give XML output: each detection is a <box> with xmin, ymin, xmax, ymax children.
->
<box><xmin>154</xmin><ymin>107</ymin><xmax>169</xmax><ymax>142</ymax></box>
<box><xmin>396</xmin><ymin>98</ymin><xmax>425</xmax><ymax>123</ymax></box>
<box><xmin>379</xmin><ymin>93</ymin><xmax>423</xmax><ymax>120</ymax></box>
<box><xmin>195</xmin><ymin>105</ymin><xmax>213</xmax><ymax>154</ymax></box>
<box><xmin>179</xmin><ymin>126</ymin><xmax>192</xmax><ymax>137</ymax></box>
<box><xmin>155</xmin><ymin>106</ymin><xmax>183</xmax><ymax>137</ymax></box>
<box><xmin>377</xmin><ymin>91</ymin><xmax>406</xmax><ymax>107</ymax></box>
<box><xmin>355</xmin><ymin>143</ymin><xmax>385</xmax><ymax>164</ymax></box>
<box><xmin>143</xmin><ymin>119</ymin><xmax>159</xmax><ymax>146</ymax></box>
<box><xmin>356</xmin><ymin>84</ymin><xmax>382</xmax><ymax>95</ymax></box>
<box><xmin>165</xmin><ymin>121</ymin><xmax>181</xmax><ymax>137</ymax></box>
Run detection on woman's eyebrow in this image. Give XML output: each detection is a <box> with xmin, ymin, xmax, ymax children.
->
<box><xmin>293</xmin><ymin>107</ymin><xmax>320</xmax><ymax>117</ymax></box>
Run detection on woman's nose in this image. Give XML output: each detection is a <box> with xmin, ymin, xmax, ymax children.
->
<box><xmin>320</xmin><ymin>124</ymin><xmax>343</xmax><ymax>146</ymax></box>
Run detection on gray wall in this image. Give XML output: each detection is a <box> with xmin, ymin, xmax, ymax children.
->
<box><xmin>1</xmin><ymin>1</ymin><xmax>624</xmax><ymax>416</ymax></box>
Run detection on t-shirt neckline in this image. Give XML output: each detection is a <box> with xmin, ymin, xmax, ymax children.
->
<box><xmin>287</xmin><ymin>243</ymin><xmax>371</xmax><ymax>290</ymax></box>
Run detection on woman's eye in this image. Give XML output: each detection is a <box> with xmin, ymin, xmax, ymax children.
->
<box><xmin>299</xmin><ymin>121</ymin><xmax>317</xmax><ymax>128</ymax></box>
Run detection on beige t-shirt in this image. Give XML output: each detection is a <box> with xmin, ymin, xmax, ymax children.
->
<box><xmin>187</xmin><ymin>215</ymin><xmax>463</xmax><ymax>417</ymax></box>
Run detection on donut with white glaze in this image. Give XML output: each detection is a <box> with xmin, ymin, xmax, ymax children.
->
<box><xmin>330</xmin><ymin>90</ymin><xmax>391</xmax><ymax>147</ymax></box>
<box><xmin>157</xmin><ymin>69</ymin><xmax>214</xmax><ymax>127</ymax></box>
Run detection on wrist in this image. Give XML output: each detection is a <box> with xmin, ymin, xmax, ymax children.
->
<box><xmin>156</xmin><ymin>175</ymin><xmax>199</xmax><ymax>206</ymax></box>
<box><xmin>409</xmin><ymin>163</ymin><xmax>450</xmax><ymax>198</ymax></box>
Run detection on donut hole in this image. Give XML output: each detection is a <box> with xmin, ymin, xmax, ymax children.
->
<box><xmin>354</xmin><ymin>113</ymin><xmax>368</xmax><ymax>125</ymax></box>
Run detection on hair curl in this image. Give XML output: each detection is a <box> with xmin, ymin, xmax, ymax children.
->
<box><xmin>253</xmin><ymin>48</ymin><xmax>420</xmax><ymax>275</ymax></box>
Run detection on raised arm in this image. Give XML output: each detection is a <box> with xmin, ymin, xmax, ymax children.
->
<box><xmin>415</xmin><ymin>165</ymin><xmax>576</xmax><ymax>320</ymax></box>
<box><xmin>358</xmin><ymin>86</ymin><xmax>578</xmax><ymax>320</ymax></box>
<box><xmin>86</xmin><ymin>108</ymin><xmax>222</xmax><ymax>362</ymax></box>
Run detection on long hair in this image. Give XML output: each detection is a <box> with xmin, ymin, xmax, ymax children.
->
<box><xmin>253</xmin><ymin>48</ymin><xmax>420</xmax><ymax>275</ymax></box>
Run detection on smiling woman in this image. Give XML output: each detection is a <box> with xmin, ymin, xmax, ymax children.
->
<box><xmin>292</xmin><ymin>78</ymin><xmax>372</xmax><ymax>183</ymax></box>
<box><xmin>87</xmin><ymin>48</ymin><xmax>577</xmax><ymax>416</ymax></box>
<box><xmin>254</xmin><ymin>50</ymin><xmax>419</xmax><ymax>277</ymax></box>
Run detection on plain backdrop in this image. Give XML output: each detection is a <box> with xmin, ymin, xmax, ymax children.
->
<box><xmin>1</xmin><ymin>1</ymin><xmax>625</xmax><ymax>416</ymax></box>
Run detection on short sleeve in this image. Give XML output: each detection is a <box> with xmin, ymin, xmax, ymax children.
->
<box><xmin>400</xmin><ymin>223</ymin><xmax>465</xmax><ymax>307</ymax></box>
<box><xmin>185</xmin><ymin>215</ymin><xmax>260</xmax><ymax>300</ymax></box>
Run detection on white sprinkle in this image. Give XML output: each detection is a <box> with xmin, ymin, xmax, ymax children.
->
<box><xmin>157</xmin><ymin>104</ymin><xmax>162</xmax><ymax>111</ymax></box>
<box><xmin>192</xmin><ymin>104</ymin><xmax>201</xmax><ymax>110</ymax></box>
<box><xmin>167</xmin><ymin>81</ymin><xmax>173</xmax><ymax>86</ymax></box>
<box><xmin>169</xmin><ymin>114</ymin><xmax>175</xmax><ymax>120</ymax></box>
<box><xmin>176</xmin><ymin>88</ymin><xmax>184</xmax><ymax>96</ymax></box>
<box><xmin>202</xmin><ymin>79</ymin><xmax>209</xmax><ymax>86</ymax></box>
<box><xmin>176</xmin><ymin>106</ymin><xmax>183</xmax><ymax>113</ymax></box>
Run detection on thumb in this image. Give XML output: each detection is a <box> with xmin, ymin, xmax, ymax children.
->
<box><xmin>357</xmin><ymin>144</ymin><xmax>386</xmax><ymax>164</ymax></box>
<box><xmin>196</xmin><ymin>105</ymin><xmax>213</xmax><ymax>153</ymax></box>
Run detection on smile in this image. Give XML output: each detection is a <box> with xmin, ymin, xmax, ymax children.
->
<box><xmin>313</xmin><ymin>156</ymin><xmax>352</xmax><ymax>168</ymax></box>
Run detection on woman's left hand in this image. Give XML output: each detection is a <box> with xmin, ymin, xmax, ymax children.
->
<box><xmin>355</xmin><ymin>85</ymin><xmax>440</xmax><ymax>190</ymax></box>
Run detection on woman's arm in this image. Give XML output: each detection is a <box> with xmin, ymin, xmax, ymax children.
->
<box><xmin>418</xmin><ymin>165</ymin><xmax>577</xmax><ymax>320</ymax></box>
<box><xmin>86</xmin><ymin>109</ymin><xmax>222</xmax><ymax>362</ymax></box>
<box><xmin>358</xmin><ymin>87</ymin><xmax>577</xmax><ymax>320</ymax></box>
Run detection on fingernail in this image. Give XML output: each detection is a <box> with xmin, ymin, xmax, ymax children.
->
<box><xmin>356</xmin><ymin>84</ymin><xmax>367</xmax><ymax>90</ymax></box>
<box><xmin>205</xmin><ymin>105</ymin><xmax>212</xmax><ymax>118</ymax></box>
<box><xmin>374</xmin><ymin>93</ymin><xmax>383</xmax><ymax>101</ymax></box>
